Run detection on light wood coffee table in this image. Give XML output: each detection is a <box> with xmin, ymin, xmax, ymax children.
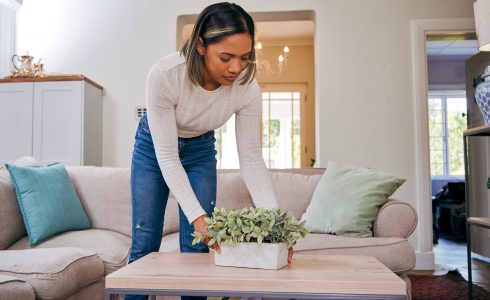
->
<box><xmin>105</xmin><ymin>252</ymin><xmax>407</xmax><ymax>300</ymax></box>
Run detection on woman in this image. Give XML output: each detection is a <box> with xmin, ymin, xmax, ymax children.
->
<box><xmin>127</xmin><ymin>3</ymin><xmax>291</xmax><ymax>299</ymax></box>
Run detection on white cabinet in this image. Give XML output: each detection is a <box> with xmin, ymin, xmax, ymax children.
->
<box><xmin>0</xmin><ymin>76</ymin><xmax>103</xmax><ymax>166</ymax></box>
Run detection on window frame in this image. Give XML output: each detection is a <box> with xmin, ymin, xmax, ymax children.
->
<box><xmin>260</xmin><ymin>83</ymin><xmax>307</xmax><ymax>168</ymax></box>
<box><xmin>428</xmin><ymin>90</ymin><xmax>466</xmax><ymax>180</ymax></box>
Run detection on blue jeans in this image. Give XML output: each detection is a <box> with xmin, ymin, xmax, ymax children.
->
<box><xmin>125</xmin><ymin>113</ymin><xmax>217</xmax><ymax>300</ymax></box>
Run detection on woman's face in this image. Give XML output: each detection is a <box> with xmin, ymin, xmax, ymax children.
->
<box><xmin>198</xmin><ymin>33</ymin><xmax>252</xmax><ymax>90</ymax></box>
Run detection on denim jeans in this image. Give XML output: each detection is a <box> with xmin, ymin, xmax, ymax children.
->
<box><xmin>124</xmin><ymin>113</ymin><xmax>217</xmax><ymax>300</ymax></box>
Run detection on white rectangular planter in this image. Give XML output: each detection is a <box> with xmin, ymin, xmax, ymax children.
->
<box><xmin>214</xmin><ymin>242</ymin><xmax>288</xmax><ymax>270</ymax></box>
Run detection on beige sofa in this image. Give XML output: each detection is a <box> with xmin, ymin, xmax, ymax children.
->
<box><xmin>0</xmin><ymin>165</ymin><xmax>417</xmax><ymax>299</ymax></box>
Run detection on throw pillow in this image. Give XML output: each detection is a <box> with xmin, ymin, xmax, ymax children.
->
<box><xmin>0</xmin><ymin>156</ymin><xmax>41</xmax><ymax>250</ymax></box>
<box><xmin>6</xmin><ymin>162</ymin><xmax>91</xmax><ymax>245</ymax></box>
<box><xmin>301</xmin><ymin>161</ymin><xmax>405</xmax><ymax>237</ymax></box>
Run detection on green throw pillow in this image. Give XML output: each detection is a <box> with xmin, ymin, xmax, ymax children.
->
<box><xmin>6</xmin><ymin>162</ymin><xmax>91</xmax><ymax>245</ymax></box>
<box><xmin>302</xmin><ymin>161</ymin><xmax>406</xmax><ymax>237</ymax></box>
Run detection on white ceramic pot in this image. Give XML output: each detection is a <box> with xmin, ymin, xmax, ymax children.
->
<box><xmin>475</xmin><ymin>66</ymin><xmax>490</xmax><ymax>124</ymax></box>
<box><xmin>214</xmin><ymin>242</ymin><xmax>288</xmax><ymax>270</ymax></box>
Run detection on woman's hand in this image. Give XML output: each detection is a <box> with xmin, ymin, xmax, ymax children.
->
<box><xmin>288</xmin><ymin>247</ymin><xmax>294</xmax><ymax>264</ymax></box>
<box><xmin>192</xmin><ymin>214</ymin><xmax>221</xmax><ymax>253</ymax></box>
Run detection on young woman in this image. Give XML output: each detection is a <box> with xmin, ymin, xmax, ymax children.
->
<box><xmin>127</xmin><ymin>3</ymin><xmax>291</xmax><ymax>299</ymax></box>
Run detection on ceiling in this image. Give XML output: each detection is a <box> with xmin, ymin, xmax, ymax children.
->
<box><xmin>426</xmin><ymin>33</ymin><xmax>478</xmax><ymax>58</ymax></box>
<box><xmin>426</xmin><ymin>39</ymin><xmax>478</xmax><ymax>57</ymax></box>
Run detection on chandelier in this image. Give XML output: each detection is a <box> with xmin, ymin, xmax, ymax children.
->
<box><xmin>254</xmin><ymin>41</ymin><xmax>290</xmax><ymax>78</ymax></box>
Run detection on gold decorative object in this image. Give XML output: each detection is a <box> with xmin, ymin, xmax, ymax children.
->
<box><xmin>5</xmin><ymin>52</ymin><xmax>45</xmax><ymax>78</ymax></box>
<box><xmin>254</xmin><ymin>41</ymin><xmax>290</xmax><ymax>78</ymax></box>
<box><xmin>33</xmin><ymin>59</ymin><xmax>44</xmax><ymax>77</ymax></box>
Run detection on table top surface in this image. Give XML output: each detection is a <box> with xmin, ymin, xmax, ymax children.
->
<box><xmin>106</xmin><ymin>252</ymin><xmax>406</xmax><ymax>297</ymax></box>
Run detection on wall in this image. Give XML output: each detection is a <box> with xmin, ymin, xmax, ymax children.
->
<box><xmin>428</xmin><ymin>57</ymin><xmax>470</xmax><ymax>88</ymax></box>
<box><xmin>0</xmin><ymin>2</ymin><xmax>17</xmax><ymax>77</ymax></box>
<box><xmin>16</xmin><ymin>0</ymin><xmax>476</xmax><ymax>269</ymax></box>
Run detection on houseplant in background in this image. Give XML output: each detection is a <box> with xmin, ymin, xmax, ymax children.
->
<box><xmin>192</xmin><ymin>207</ymin><xmax>308</xmax><ymax>270</ymax></box>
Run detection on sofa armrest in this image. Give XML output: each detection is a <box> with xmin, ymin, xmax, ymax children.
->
<box><xmin>374</xmin><ymin>199</ymin><xmax>417</xmax><ymax>238</ymax></box>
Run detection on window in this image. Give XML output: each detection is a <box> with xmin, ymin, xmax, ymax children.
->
<box><xmin>0</xmin><ymin>2</ymin><xmax>17</xmax><ymax>77</ymax></box>
<box><xmin>428</xmin><ymin>91</ymin><xmax>467</xmax><ymax>177</ymax></box>
<box><xmin>261</xmin><ymin>91</ymin><xmax>301</xmax><ymax>168</ymax></box>
<box><xmin>215</xmin><ymin>84</ymin><xmax>307</xmax><ymax>169</ymax></box>
<box><xmin>215</xmin><ymin>115</ymin><xmax>239</xmax><ymax>169</ymax></box>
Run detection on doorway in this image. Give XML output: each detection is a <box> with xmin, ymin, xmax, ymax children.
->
<box><xmin>427</xmin><ymin>32</ymin><xmax>477</xmax><ymax>270</ymax></box>
<box><xmin>411</xmin><ymin>18</ymin><xmax>475</xmax><ymax>270</ymax></box>
<box><xmin>176</xmin><ymin>12</ymin><xmax>316</xmax><ymax>169</ymax></box>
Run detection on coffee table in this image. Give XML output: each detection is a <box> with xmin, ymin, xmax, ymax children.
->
<box><xmin>105</xmin><ymin>252</ymin><xmax>407</xmax><ymax>300</ymax></box>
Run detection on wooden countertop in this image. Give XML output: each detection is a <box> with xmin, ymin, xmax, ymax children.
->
<box><xmin>0</xmin><ymin>75</ymin><xmax>103</xmax><ymax>90</ymax></box>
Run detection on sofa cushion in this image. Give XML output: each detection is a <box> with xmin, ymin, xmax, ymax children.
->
<box><xmin>65</xmin><ymin>278</ymin><xmax>105</xmax><ymax>300</ymax></box>
<box><xmin>66</xmin><ymin>166</ymin><xmax>180</xmax><ymax>237</ymax></box>
<box><xmin>6</xmin><ymin>163</ymin><xmax>91</xmax><ymax>245</ymax></box>
<box><xmin>0</xmin><ymin>274</ymin><xmax>35</xmax><ymax>300</ymax></box>
<box><xmin>0</xmin><ymin>247</ymin><xmax>104</xmax><ymax>300</ymax></box>
<box><xmin>164</xmin><ymin>195</ymin><xmax>180</xmax><ymax>235</ymax></box>
<box><xmin>216</xmin><ymin>171</ymin><xmax>255</xmax><ymax>210</ymax></box>
<box><xmin>0</xmin><ymin>156</ymin><xmax>41</xmax><ymax>169</ymax></box>
<box><xmin>0</xmin><ymin>156</ymin><xmax>41</xmax><ymax>250</ymax></box>
<box><xmin>270</xmin><ymin>171</ymin><xmax>322</xmax><ymax>219</ymax></box>
<box><xmin>302</xmin><ymin>161</ymin><xmax>405</xmax><ymax>237</ymax></box>
<box><xmin>158</xmin><ymin>231</ymin><xmax>414</xmax><ymax>272</ymax></box>
<box><xmin>0</xmin><ymin>171</ymin><xmax>26</xmax><ymax>250</ymax></box>
<box><xmin>159</xmin><ymin>232</ymin><xmax>180</xmax><ymax>253</ymax></box>
<box><xmin>294</xmin><ymin>233</ymin><xmax>415</xmax><ymax>273</ymax></box>
<box><xmin>8</xmin><ymin>229</ymin><xmax>130</xmax><ymax>275</ymax></box>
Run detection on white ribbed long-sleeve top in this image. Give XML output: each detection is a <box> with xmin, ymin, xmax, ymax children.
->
<box><xmin>145</xmin><ymin>52</ymin><xmax>278</xmax><ymax>223</ymax></box>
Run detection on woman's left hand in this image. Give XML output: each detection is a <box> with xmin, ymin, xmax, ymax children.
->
<box><xmin>288</xmin><ymin>247</ymin><xmax>293</xmax><ymax>264</ymax></box>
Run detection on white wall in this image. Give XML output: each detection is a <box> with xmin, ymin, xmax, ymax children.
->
<box><xmin>16</xmin><ymin>0</ymin><xmax>476</xmax><ymax>268</ymax></box>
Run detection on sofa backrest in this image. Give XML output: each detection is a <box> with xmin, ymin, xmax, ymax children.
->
<box><xmin>216</xmin><ymin>169</ymin><xmax>324</xmax><ymax>219</ymax></box>
<box><xmin>0</xmin><ymin>166</ymin><xmax>325</xmax><ymax>247</ymax></box>
<box><xmin>0</xmin><ymin>169</ymin><xmax>27</xmax><ymax>250</ymax></box>
<box><xmin>66</xmin><ymin>167</ymin><xmax>325</xmax><ymax>237</ymax></box>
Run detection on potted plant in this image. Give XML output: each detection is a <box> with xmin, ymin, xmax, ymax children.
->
<box><xmin>192</xmin><ymin>207</ymin><xmax>308</xmax><ymax>270</ymax></box>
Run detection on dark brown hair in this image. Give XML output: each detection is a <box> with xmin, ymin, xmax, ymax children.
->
<box><xmin>181</xmin><ymin>2</ymin><xmax>256</xmax><ymax>86</ymax></box>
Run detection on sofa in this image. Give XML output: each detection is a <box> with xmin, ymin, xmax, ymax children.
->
<box><xmin>0</xmin><ymin>164</ymin><xmax>417</xmax><ymax>299</ymax></box>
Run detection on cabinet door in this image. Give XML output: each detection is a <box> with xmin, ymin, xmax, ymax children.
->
<box><xmin>0</xmin><ymin>82</ymin><xmax>34</xmax><ymax>164</ymax></box>
<box><xmin>33</xmin><ymin>81</ymin><xmax>82</xmax><ymax>166</ymax></box>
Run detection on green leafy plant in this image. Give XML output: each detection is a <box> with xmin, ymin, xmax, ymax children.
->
<box><xmin>192</xmin><ymin>207</ymin><xmax>309</xmax><ymax>248</ymax></box>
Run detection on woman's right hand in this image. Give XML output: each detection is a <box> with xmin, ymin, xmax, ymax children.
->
<box><xmin>192</xmin><ymin>214</ymin><xmax>221</xmax><ymax>253</ymax></box>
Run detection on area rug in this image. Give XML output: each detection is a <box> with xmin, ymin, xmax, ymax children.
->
<box><xmin>409</xmin><ymin>270</ymin><xmax>490</xmax><ymax>300</ymax></box>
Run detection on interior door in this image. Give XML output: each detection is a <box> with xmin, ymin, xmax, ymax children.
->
<box><xmin>465</xmin><ymin>52</ymin><xmax>490</xmax><ymax>256</ymax></box>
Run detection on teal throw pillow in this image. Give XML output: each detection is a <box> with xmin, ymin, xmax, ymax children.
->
<box><xmin>6</xmin><ymin>162</ymin><xmax>91</xmax><ymax>245</ymax></box>
<box><xmin>302</xmin><ymin>161</ymin><xmax>406</xmax><ymax>237</ymax></box>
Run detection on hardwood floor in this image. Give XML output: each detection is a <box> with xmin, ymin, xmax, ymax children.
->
<box><xmin>407</xmin><ymin>235</ymin><xmax>490</xmax><ymax>292</ymax></box>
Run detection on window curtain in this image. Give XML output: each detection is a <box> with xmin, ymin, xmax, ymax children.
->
<box><xmin>0</xmin><ymin>2</ymin><xmax>17</xmax><ymax>78</ymax></box>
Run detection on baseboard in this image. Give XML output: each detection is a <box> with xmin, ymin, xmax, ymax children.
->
<box><xmin>414</xmin><ymin>251</ymin><xmax>435</xmax><ymax>270</ymax></box>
